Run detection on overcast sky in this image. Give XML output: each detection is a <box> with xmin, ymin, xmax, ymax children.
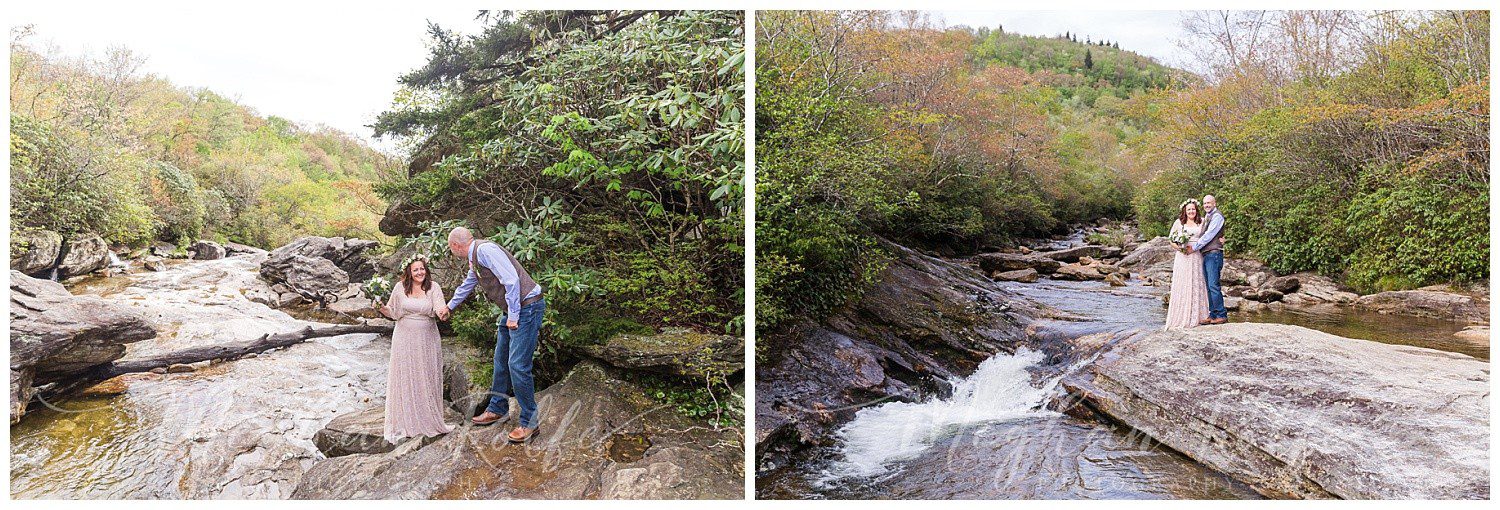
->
<box><xmin>9</xmin><ymin>6</ymin><xmax>1195</xmax><ymax>154</ymax></box>
<box><xmin>10</xmin><ymin>3</ymin><xmax>487</xmax><ymax>152</ymax></box>
<box><xmin>937</xmin><ymin>11</ymin><xmax>1194</xmax><ymax>69</ymax></box>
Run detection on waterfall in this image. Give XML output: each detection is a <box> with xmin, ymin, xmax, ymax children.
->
<box><xmin>108</xmin><ymin>251</ymin><xmax>129</xmax><ymax>272</ymax></box>
<box><xmin>819</xmin><ymin>348</ymin><xmax>1058</xmax><ymax>480</ymax></box>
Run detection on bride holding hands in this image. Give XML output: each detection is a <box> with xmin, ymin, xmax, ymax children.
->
<box><xmin>375</xmin><ymin>257</ymin><xmax>455</xmax><ymax>443</ymax></box>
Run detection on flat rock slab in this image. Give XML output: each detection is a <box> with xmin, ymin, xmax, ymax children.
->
<box><xmin>1064</xmin><ymin>323</ymin><xmax>1488</xmax><ymax>499</ymax></box>
<box><xmin>292</xmin><ymin>361</ymin><xmax>742</xmax><ymax>499</ymax></box>
<box><xmin>313</xmin><ymin>404</ymin><xmax>464</xmax><ymax>458</ymax></box>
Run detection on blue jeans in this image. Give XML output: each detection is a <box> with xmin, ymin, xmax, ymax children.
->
<box><xmin>1203</xmin><ymin>251</ymin><xmax>1227</xmax><ymax>319</ymax></box>
<box><xmin>486</xmin><ymin>298</ymin><xmax>545</xmax><ymax>428</ymax></box>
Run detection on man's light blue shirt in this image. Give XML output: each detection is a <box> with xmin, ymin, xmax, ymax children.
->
<box><xmin>1192</xmin><ymin>208</ymin><xmax>1225</xmax><ymax>252</ymax></box>
<box><xmin>446</xmin><ymin>241</ymin><xmax>542</xmax><ymax>319</ymax></box>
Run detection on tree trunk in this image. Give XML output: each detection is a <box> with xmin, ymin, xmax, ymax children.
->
<box><xmin>42</xmin><ymin>324</ymin><xmax>392</xmax><ymax>397</ymax></box>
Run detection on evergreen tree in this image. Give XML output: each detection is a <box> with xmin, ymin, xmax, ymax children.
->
<box><xmin>1084</xmin><ymin>48</ymin><xmax>1094</xmax><ymax>69</ymax></box>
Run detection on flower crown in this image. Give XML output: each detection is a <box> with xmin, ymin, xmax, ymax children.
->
<box><xmin>400</xmin><ymin>254</ymin><xmax>430</xmax><ymax>275</ymax></box>
<box><xmin>1178</xmin><ymin>198</ymin><xmax>1202</xmax><ymax>209</ymax></box>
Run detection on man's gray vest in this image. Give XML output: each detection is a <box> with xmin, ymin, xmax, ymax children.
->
<box><xmin>1202</xmin><ymin>209</ymin><xmax>1226</xmax><ymax>253</ymax></box>
<box><xmin>468</xmin><ymin>240</ymin><xmax>540</xmax><ymax>306</ymax></box>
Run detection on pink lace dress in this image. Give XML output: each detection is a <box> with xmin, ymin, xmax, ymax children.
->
<box><xmin>380</xmin><ymin>282</ymin><xmax>454</xmax><ymax>442</ymax></box>
<box><xmin>1164</xmin><ymin>220</ymin><xmax>1211</xmax><ymax>330</ymax></box>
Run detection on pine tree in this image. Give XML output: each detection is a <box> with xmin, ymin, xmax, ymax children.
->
<box><xmin>1084</xmin><ymin>49</ymin><xmax>1094</xmax><ymax>69</ymax></box>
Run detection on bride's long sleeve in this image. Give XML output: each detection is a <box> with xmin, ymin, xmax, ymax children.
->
<box><xmin>383</xmin><ymin>283</ymin><xmax>403</xmax><ymax>320</ymax></box>
<box><xmin>428</xmin><ymin>282</ymin><xmax>446</xmax><ymax>316</ymax></box>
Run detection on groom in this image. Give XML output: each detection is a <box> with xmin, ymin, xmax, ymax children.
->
<box><xmin>444</xmin><ymin>227</ymin><xmax>546</xmax><ymax>443</ymax></box>
<box><xmin>1184</xmin><ymin>194</ymin><xmax>1227</xmax><ymax>325</ymax></box>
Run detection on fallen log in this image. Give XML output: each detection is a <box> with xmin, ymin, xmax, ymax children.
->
<box><xmin>41</xmin><ymin>323</ymin><xmax>392</xmax><ymax>398</ymax></box>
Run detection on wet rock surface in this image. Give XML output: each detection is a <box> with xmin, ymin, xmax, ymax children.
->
<box><xmin>9</xmin><ymin>255</ymin><xmax>391</xmax><ymax>498</ymax></box>
<box><xmin>292</xmin><ymin>361</ymin><xmax>743</xmax><ymax>499</ymax></box>
<box><xmin>9</xmin><ymin>271</ymin><xmax>157</xmax><ymax>424</ymax></box>
<box><xmin>756</xmin><ymin>240</ymin><xmax>1047</xmax><ymax>466</ymax></box>
<box><xmin>1063</xmin><ymin>323</ymin><xmax>1489</xmax><ymax>499</ymax></box>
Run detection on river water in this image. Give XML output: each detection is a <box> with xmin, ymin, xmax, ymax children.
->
<box><xmin>761</xmin><ymin>238</ymin><xmax>1480</xmax><ymax>499</ymax></box>
<box><xmin>10</xmin><ymin>255</ymin><xmax>390</xmax><ymax>499</ymax></box>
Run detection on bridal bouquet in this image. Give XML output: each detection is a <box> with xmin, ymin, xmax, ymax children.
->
<box><xmin>361</xmin><ymin>275</ymin><xmax>393</xmax><ymax>303</ymax></box>
<box><xmin>1168</xmin><ymin>228</ymin><xmax>1192</xmax><ymax>246</ymax></box>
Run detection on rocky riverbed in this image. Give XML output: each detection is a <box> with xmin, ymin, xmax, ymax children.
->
<box><xmin>10</xmin><ymin>254</ymin><xmax>391</xmax><ymax>498</ymax></box>
<box><xmin>757</xmin><ymin>226</ymin><xmax>1489</xmax><ymax>500</ymax></box>
<box><xmin>11</xmin><ymin>237</ymin><xmax>744</xmax><ymax>500</ymax></box>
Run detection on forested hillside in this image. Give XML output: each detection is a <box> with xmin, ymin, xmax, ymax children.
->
<box><xmin>970</xmin><ymin>27</ymin><xmax>1188</xmax><ymax>105</ymax></box>
<box><xmin>756</xmin><ymin>12</ymin><xmax>1186</xmax><ymax>331</ymax></box>
<box><xmin>9</xmin><ymin>29</ymin><xmax>399</xmax><ymax>249</ymax></box>
<box><xmin>1131</xmin><ymin>11</ymin><xmax>1488</xmax><ymax>293</ymax></box>
<box><xmin>756</xmin><ymin>10</ymin><xmax>1489</xmax><ymax>336</ymax></box>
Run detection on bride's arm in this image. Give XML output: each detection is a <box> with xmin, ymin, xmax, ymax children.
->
<box><xmin>378</xmin><ymin>283</ymin><xmax>400</xmax><ymax>319</ymax></box>
<box><xmin>430</xmin><ymin>282</ymin><xmax>449</xmax><ymax>320</ymax></box>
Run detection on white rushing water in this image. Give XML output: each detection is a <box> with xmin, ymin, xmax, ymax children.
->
<box><xmin>820</xmin><ymin>348</ymin><xmax>1059</xmax><ymax>480</ymax></box>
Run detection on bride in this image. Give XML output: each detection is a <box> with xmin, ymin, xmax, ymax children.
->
<box><xmin>1164</xmin><ymin>199</ymin><xmax>1211</xmax><ymax>329</ymax></box>
<box><xmin>375</xmin><ymin>256</ymin><xmax>454</xmax><ymax>443</ymax></box>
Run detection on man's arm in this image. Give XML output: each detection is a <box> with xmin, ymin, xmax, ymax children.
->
<box><xmin>446</xmin><ymin>268</ymin><xmax>479</xmax><ymax>311</ymax></box>
<box><xmin>476</xmin><ymin>243</ymin><xmax>523</xmax><ymax>322</ymax></box>
<box><xmin>1192</xmin><ymin>212</ymin><xmax>1225</xmax><ymax>252</ymax></box>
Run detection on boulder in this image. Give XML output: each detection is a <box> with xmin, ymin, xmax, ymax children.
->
<box><xmin>1226</xmin><ymin>285</ymin><xmax>1251</xmax><ymax>297</ymax></box>
<box><xmin>1223</xmin><ymin>296</ymin><xmax>1243</xmax><ymax>311</ymax></box>
<box><xmin>10</xmin><ymin>229</ymin><xmax>63</xmax><ymax>275</ymax></box>
<box><xmin>1118</xmin><ymin>237</ymin><xmax>1176</xmax><ymax>269</ymax></box>
<box><xmin>1104</xmin><ymin>273</ymin><xmax>1126</xmax><ymax>287</ymax></box>
<box><xmin>1244</xmin><ymin>289</ymin><xmax>1283</xmax><ymax>303</ymax></box>
<box><xmin>9</xmin><ymin>271</ymin><xmax>157</xmax><ymax>423</ymax></box>
<box><xmin>260</xmin><ymin>254</ymin><xmax>350</xmax><ymax>304</ymax></box>
<box><xmin>191</xmin><ymin>240</ymin><xmax>226</xmax><ymax>260</ymax></box>
<box><xmin>579</xmin><ymin>327</ymin><xmax>744</xmax><ymax>379</ymax></box>
<box><xmin>149</xmin><ymin>242</ymin><xmax>176</xmax><ymax>258</ymax></box>
<box><xmin>1063</xmin><ymin>323</ymin><xmax>1488</xmax><ymax>499</ymax></box>
<box><xmin>974</xmin><ymin>252</ymin><xmax>1060</xmax><ymax>274</ymax></box>
<box><xmin>992</xmin><ymin>268</ymin><xmax>1039</xmax><ymax>283</ymax></box>
<box><xmin>1054</xmin><ymin>263</ymin><xmax>1105</xmax><ymax>281</ymax></box>
<box><xmin>291</xmin><ymin>361</ymin><xmax>742</xmax><ymax>499</ymax></box>
<box><xmin>1040</xmin><ymin>245</ymin><xmax>1108</xmax><ymax>263</ymax></box>
<box><xmin>1355</xmin><ymin>290</ymin><xmax>1488</xmax><ymax>324</ymax></box>
<box><xmin>1266</xmin><ymin>276</ymin><xmax>1301</xmax><ymax>294</ymax></box>
<box><xmin>269</xmin><ymin>236</ymin><xmax>379</xmax><ymax>283</ymax></box>
<box><xmin>56</xmin><ymin>233</ymin><xmax>110</xmax><ymax>279</ymax></box>
<box><xmin>312</xmin><ymin>405</ymin><xmax>463</xmax><ymax>458</ymax></box>
<box><xmin>1096</xmin><ymin>264</ymin><xmax>1125</xmax><ymax>276</ymax></box>
<box><xmin>142</xmin><ymin>256</ymin><xmax>167</xmax><ymax>272</ymax></box>
<box><xmin>222</xmin><ymin>242</ymin><xmax>267</xmax><ymax>256</ymax></box>
<box><xmin>1285</xmin><ymin>272</ymin><xmax>1358</xmax><ymax>304</ymax></box>
<box><xmin>1454</xmin><ymin>326</ymin><xmax>1488</xmax><ymax>345</ymax></box>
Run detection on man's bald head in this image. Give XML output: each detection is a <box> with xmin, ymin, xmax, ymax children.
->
<box><xmin>447</xmin><ymin>227</ymin><xmax>474</xmax><ymax>259</ymax></box>
<box><xmin>1203</xmin><ymin>195</ymin><xmax>1217</xmax><ymax>211</ymax></box>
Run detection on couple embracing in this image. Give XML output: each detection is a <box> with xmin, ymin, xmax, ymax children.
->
<box><xmin>1164</xmin><ymin>195</ymin><xmax>1229</xmax><ymax>329</ymax></box>
<box><xmin>375</xmin><ymin>227</ymin><xmax>546</xmax><ymax>446</ymax></box>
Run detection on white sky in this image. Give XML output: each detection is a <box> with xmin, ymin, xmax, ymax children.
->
<box><xmin>937</xmin><ymin>10</ymin><xmax>1194</xmax><ymax>70</ymax></box>
<box><xmin>9</xmin><ymin>2</ymin><xmax>487</xmax><ymax>153</ymax></box>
